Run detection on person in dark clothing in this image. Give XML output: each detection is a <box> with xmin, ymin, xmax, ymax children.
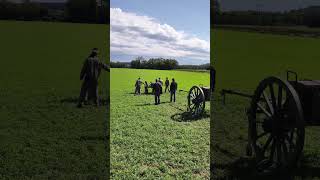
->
<box><xmin>158</xmin><ymin>78</ymin><xmax>163</xmax><ymax>94</ymax></box>
<box><xmin>158</xmin><ymin>78</ymin><xmax>163</xmax><ymax>85</ymax></box>
<box><xmin>153</xmin><ymin>79</ymin><xmax>162</xmax><ymax>105</ymax></box>
<box><xmin>135</xmin><ymin>77</ymin><xmax>142</xmax><ymax>95</ymax></box>
<box><xmin>78</xmin><ymin>48</ymin><xmax>109</xmax><ymax>108</ymax></box>
<box><xmin>144</xmin><ymin>81</ymin><xmax>149</xmax><ymax>94</ymax></box>
<box><xmin>150</xmin><ymin>81</ymin><xmax>155</xmax><ymax>94</ymax></box>
<box><xmin>164</xmin><ymin>77</ymin><xmax>170</xmax><ymax>93</ymax></box>
<box><xmin>170</xmin><ymin>78</ymin><xmax>178</xmax><ymax>102</ymax></box>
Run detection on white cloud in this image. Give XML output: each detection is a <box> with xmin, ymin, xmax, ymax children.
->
<box><xmin>110</xmin><ymin>8</ymin><xmax>210</xmax><ymax>63</ymax></box>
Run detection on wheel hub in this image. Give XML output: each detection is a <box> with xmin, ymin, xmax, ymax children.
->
<box><xmin>262</xmin><ymin>110</ymin><xmax>290</xmax><ymax>130</ymax></box>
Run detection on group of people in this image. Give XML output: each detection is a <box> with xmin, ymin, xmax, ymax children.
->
<box><xmin>135</xmin><ymin>77</ymin><xmax>178</xmax><ymax>105</ymax></box>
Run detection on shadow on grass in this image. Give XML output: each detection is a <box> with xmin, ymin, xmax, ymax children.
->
<box><xmin>212</xmin><ymin>149</ymin><xmax>320</xmax><ymax>179</ymax></box>
<box><xmin>128</xmin><ymin>92</ymin><xmax>152</xmax><ymax>96</ymax></box>
<box><xmin>128</xmin><ymin>92</ymin><xmax>171</xmax><ymax>96</ymax></box>
<box><xmin>135</xmin><ymin>102</ymin><xmax>171</xmax><ymax>106</ymax></box>
<box><xmin>60</xmin><ymin>97</ymin><xmax>110</xmax><ymax>106</ymax></box>
<box><xmin>213</xmin><ymin>157</ymin><xmax>294</xmax><ymax>180</ymax></box>
<box><xmin>293</xmin><ymin>154</ymin><xmax>320</xmax><ymax>178</ymax></box>
<box><xmin>79</xmin><ymin>136</ymin><xmax>106</xmax><ymax>141</ymax></box>
<box><xmin>170</xmin><ymin>111</ymin><xmax>210</xmax><ymax>122</ymax></box>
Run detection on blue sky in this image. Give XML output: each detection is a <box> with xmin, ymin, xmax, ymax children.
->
<box><xmin>111</xmin><ymin>0</ymin><xmax>209</xmax><ymax>41</ymax></box>
<box><xmin>110</xmin><ymin>0</ymin><xmax>210</xmax><ymax>65</ymax></box>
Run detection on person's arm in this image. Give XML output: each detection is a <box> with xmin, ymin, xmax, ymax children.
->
<box><xmin>80</xmin><ymin>59</ymin><xmax>88</xmax><ymax>80</ymax></box>
<box><xmin>100</xmin><ymin>62</ymin><xmax>110</xmax><ymax>72</ymax></box>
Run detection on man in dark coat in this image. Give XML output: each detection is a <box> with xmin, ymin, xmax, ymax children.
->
<box><xmin>170</xmin><ymin>78</ymin><xmax>178</xmax><ymax>102</ymax></box>
<box><xmin>135</xmin><ymin>77</ymin><xmax>142</xmax><ymax>95</ymax></box>
<box><xmin>77</xmin><ymin>48</ymin><xmax>109</xmax><ymax>107</ymax></box>
<box><xmin>158</xmin><ymin>78</ymin><xmax>163</xmax><ymax>94</ymax></box>
<box><xmin>144</xmin><ymin>81</ymin><xmax>149</xmax><ymax>94</ymax></box>
<box><xmin>164</xmin><ymin>77</ymin><xmax>170</xmax><ymax>93</ymax></box>
<box><xmin>153</xmin><ymin>79</ymin><xmax>162</xmax><ymax>105</ymax></box>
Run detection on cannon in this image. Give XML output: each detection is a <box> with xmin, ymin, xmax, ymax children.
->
<box><xmin>220</xmin><ymin>70</ymin><xmax>320</xmax><ymax>174</ymax></box>
<box><xmin>187</xmin><ymin>85</ymin><xmax>211</xmax><ymax>117</ymax></box>
<box><xmin>184</xmin><ymin>67</ymin><xmax>216</xmax><ymax>118</ymax></box>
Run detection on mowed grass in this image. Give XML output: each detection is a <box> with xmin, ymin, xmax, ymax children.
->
<box><xmin>111</xmin><ymin>68</ymin><xmax>210</xmax><ymax>179</ymax></box>
<box><xmin>0</xmin><ymin>21</ymin><xmax>109</xmax><ymax>178</ymax></box>
<box><xmin>212</xmin><ymin>29</ymin><xmax>320</xmax><ymax>179</ymax></box>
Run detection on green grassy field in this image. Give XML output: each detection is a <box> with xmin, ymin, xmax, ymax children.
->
<box><xmin>0</xmin><ymin>21</ymin><xmax>109</xmax><ymax>178</ymax></box>
<box><xmin>110</xmin><ymin>68</ymin><xmax>210</xmax><ymax>179</ymax></box>
<box><xmin>212</xmin><ymin>29</ymin><xmax>320</xmax><ymax>179</ymax></box>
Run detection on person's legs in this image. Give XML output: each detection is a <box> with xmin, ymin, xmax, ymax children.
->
<box><xmin>93</xmin><ymin>82</ymin><xmax>99</xmax><ymax>106</ymax></box>
<box><xmin>78</xmin><ymin>80</ymin><xmax>89</xmax><ymax>107</ymax></box>
<box><xmin>87</xmin><ymin>82</ymin><xmax>95</xmax><ymax>104</ymax></box>
<box><xmin>170</xmin><ymin>92</ymin><xmax>173</xmax><ymax>102</ymax></box>
<box><xmin>154</xmin><ymin>95</ymin><xmax>157</xmax><ymax>105</ymax></box>
<box><xmin>84</xmin><ymin>91</ymin><xmax>89</xmax><ymax>105</ymax></box>
<box><xmin>158</xmin><ymin>95</ymin><xmax>160</xmax><ymax>104</ymax></box>
<box><xmin>174</xmin><ymin>92</ymin><xmax>176</xmax><ymax>102</ymax></box>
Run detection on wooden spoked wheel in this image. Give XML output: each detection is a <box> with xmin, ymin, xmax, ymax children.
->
<box><xmin>248</xmin><ymin>77</ymin><xmax>305</xmax><ymax>175</ymax></box>
<box><xmin>188</xmin><ymin>86</ymin><xmax>205</xmax><ymax>118</ymax></box>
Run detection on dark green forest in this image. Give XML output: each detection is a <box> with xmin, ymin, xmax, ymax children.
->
<box><xmin>0</xmin><ymin>0</ymin><xmax>109</xmax><ymax>24</ymax></box>
<box><xmin>212</xmin><ymin>0</ymin><xmax>320</xmax><ymax>27</ymax></box>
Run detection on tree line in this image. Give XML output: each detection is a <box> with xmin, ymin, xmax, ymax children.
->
<box><xmin>177</xmin><ymin>63</ymin><xmax>210</xmax><ymax>70</ymax></box>
<box><xmin>0</xmin><ymin>0</ymin><xmax>109</xmax><ymax>24</ymax></box>
<box><xmin>130</xmin><ymin>57</ymin><xmax>179</xmax><ymax>70</ymax></box>
<box><xmin>111</xmin><ymin>57</ymin><xmax>209</xmax><ymax>70</ymax></box>
<box><xmin>212</xmin><ymin>1</ymin><xmax>320</xmax><ymax>27</ymax></box>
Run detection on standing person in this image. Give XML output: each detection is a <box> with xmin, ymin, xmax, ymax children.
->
<box><xmin>150</xmin><ymin>81</ymin><xmax>155</xmax><ymax>94</ymax></box>
<box><xmin>135</xmin><ymin>78</ymin><xmax>142</xmax><ymax>95</ymax></box>
<box><xmin>144</xmin><ymin>81</ymin><xmax>149</xmax><ymax>94</ymax></box>
<box><xmin>153</xmin><ymin>79</ymin><xmax>162</xmax><ymax>105</ymax></box>
<box><xmin>158</xmin><ymin>77</ymin><xmax>163</xmax><ymax>85</ymax></box>
<box><xmin>165</xmin><ymin>77</ymin><xmax>170</xmax><ymax>93</ymax></box>
<box><xmin>158</xmin><ymin>77</ymin><xmax>163</xmax><ymax>94</ymax></box>
<box><xmin>78</xmin><ymin>48</ymin><xmax>110</xmax><ymax>108</ymax></box>
<box><xmin>170</xmin><ymin>78</ymin><xmax>178</xmax><ymax>102</ymax></box>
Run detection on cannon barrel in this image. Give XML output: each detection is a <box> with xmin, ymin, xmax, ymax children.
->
<box><xmin>220</xmin><ymin>89</ymin><xmax>253</xmax><ymax>104</ymax></box>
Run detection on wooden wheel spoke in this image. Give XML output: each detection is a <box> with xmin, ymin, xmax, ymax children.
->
<box><xmin>199</xmin><ymin>102</ymin><xmax>204</xmax><ymax>108</ymax></box>
<box><xmin>282</xmin><ymin>140</ymin><xmax>289</xmax><ymax>162</ymax></box>
<box><xmin>190</xmin><ymin>94</ymin><xmax>194</xmax><ymax>100</ymax></box>
<box><xmin>263</xmin><ymin>91</ymin><xmax>274</xmax><ymax>114</ymax></box>
<box><xmin>262</xmin><ymin>135</ymin><xmax>273</xmax><ymax>154</ymax></box>
<box><xmin>270</xmin><ymin>140</ymin><xmax>276</xmax><ymax>161</ymax></box>
<box><xmin>257</xmin><ymin>131</ymin><xmax>269</xmax><ymax>139</ymax></box>
<box><xmin>276</xmin><ymin>140</ymin><xmax>282</xmax><ymax>163</ymax></box>
<box><xmin>191</xmin><ymin>104</ymin><xmax>197</xmax><ymax>111</ymax></box>
<box><xmin>285</xmin><ymin>133</ymin><xmax>295</xmax><ymax>150</ymax></box>
<box><xmin>277</xmin><ymin>85</ymin><xmax>283</xmax><ymax>110</ymax></box>
<box><xmin>269</xmin><ymin>84</ymin><xmax>277</xmax><ymax>111</ymax></box>
<box><xmin>192</xmin><ymin>91</ymin><xmax>196</xmax><ymax>98</ymax></box>
<box><xmin>257</xmin><ymin>103</ymin><xmax>272</xmax><ymax>117</ymax></box>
